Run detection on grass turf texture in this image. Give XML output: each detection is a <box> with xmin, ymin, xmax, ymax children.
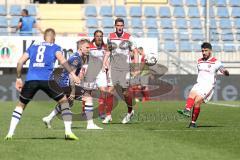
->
<box><xmin>0</xmin><ymin>101</ymin><xmax>240</xmax><ymax>160</ymax></box>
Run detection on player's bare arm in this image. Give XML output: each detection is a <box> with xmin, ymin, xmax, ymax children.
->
<box><xmin>16</xmin><ymin>52</ymin><xmax>29</xmax><ymax>91</ymax></box>
<box><xmin>55</xmin><ymin>51</ymin><xmax>80</xmax><ymax>84</ymax></box>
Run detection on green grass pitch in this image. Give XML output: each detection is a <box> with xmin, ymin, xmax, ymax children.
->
<box><xmin>0</xmin><ymin>100</ymin><xmax>240</xmax><ymax>160</ymax></box>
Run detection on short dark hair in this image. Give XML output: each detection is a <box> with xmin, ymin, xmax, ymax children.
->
<box><xmin>201</xmin><ymin>42</ymin><xmax>212</xmax><ymax>50</ymax></box>
<box><xmin>22</xmin><ymin>9</ymin><xmax>29</xmax><ymax>15</ymax></box>
<box><xmin>115</xmin><ymin>18</ymin><xmax>124</xmax><ymax>25</ymax></box>
<box><xmin>77</xmin><ymin>38</ymin><xmax>90</xmax><ymax>49</ymax></box>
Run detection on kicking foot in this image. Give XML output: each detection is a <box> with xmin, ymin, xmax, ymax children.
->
<box><xmin>65</xmin><ymin>132</ymin><xmax>79</xmax><ymax>140</ymax></box>
<box><xmin>42</xmin><ymin>117</ymin><xmax>52</xmax><ymax>129</ymax></box>
<box><xmin>122</xmin><ymin>110</ymin><xmax>134</xmax><ymax>124</ymax></box>
<box><xmin>177</xmin><ymin>109</ymin><xmax>191</xmax><ymax>117</ymax></box>
<box><xmin>102</xmin><ymin>115</ymin><xmax>112</xmax><ymax>124</ymax></box>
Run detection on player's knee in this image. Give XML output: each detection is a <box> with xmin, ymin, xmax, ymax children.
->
<box><xmin>58</xmin><ymin>95</ymin><xmax>68</xmax><ymax>104</ymax></box>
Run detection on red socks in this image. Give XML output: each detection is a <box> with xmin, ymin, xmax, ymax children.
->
<box><xmin>98</xmin><ymin>95</ymin><xmax>105</xmax><ymax>116</ymax></box>
<box><xmin>192</xmin><ymin>106</ymin><xmax>200</xmax><ymax>122</ymax></box>
<box><xmin>106</xmin><ymin>94</ymin><xmax>113</xmax><ymax>115</ymax></box>
<box><xmin>185</xmin><ymin>98</ymin><xmax>195</xmax><ymax>110</ymax></box>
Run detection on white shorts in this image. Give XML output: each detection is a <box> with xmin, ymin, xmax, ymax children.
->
<box><xmin>191</xmin><ymin>83</ymin><xmax>214</xmax><ymax>103</ymax></box>
<box><xmin>96</xmin><ymin>70</ymin><xmax>108</xmax><ymax>88</ymax></box>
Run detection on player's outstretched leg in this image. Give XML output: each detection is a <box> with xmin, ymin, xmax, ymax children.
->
<box><xmin>5</xmin><ymin>105</ymin><xmax>24</xmax><ymax>140</ymax></box>
<box><xmin>188</xmin><ymin>103</ymin><xmax>201</xmax><ymax>128</ymax></box>
<box><xmin>42</xmin><ymin>103</ymin><xmax>61</xmax><ymax>128</ymax></box>
<box><xmin>59</xmin><ymin>98</ymin><xmax>79</xmax><ymax>140</ymax></box>
<box><xmin>102</xmin><ymin>93</ymin><xmax>113</xmax><ymax>124</ymax></box>
<box><xmin>122</xmin><ymin>89</ymin><xmax>134</xmax><ymax>124</ymax></box>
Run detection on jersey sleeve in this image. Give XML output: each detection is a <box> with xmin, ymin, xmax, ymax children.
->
<box><xmin>25</xmin><ymin>45</ymin><xmax>32</xmax><ymax>56</ymax></box>
<box><xmin>54</xmin><ymin>45</ymin><xmax>62</xmax><ymax>56</ymax></box>
<box><xmin>215</xmin><ymin>60</ymin><xmax>224</xmax><ymax>72</ymax></box>
<box><xmin>129</xmin><ymin>35</ymin><xmax>137</xmax><ymax>51</ymax></box>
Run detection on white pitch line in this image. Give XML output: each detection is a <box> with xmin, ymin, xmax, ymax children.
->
<box><xmin>208</xmin><ymin>102</ymin><xmax>240</xmax><ymax>108</ymax></box>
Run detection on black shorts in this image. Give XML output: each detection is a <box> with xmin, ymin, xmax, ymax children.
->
<box><xmin>62</xmin><ymin>86</ymin><xmax>86</xmax><ymax>100</ymax></box>
<box><xmin>20</xmin><ymin>80</ymin><xmax>65</xmax><ymax>104</ymax></box>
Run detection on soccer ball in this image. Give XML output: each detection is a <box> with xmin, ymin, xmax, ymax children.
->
<box><xmin>145</xmin><ymin>55</ymin><xmax>157</xmax><ymax>66</ymax></box>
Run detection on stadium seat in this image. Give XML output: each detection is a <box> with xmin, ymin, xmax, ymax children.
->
<box><xmin>231</xmin><ymin>7</ymin><xmax>240</xmax><ymax>18</ymax></box>
<box><xmin>179</xmin><ymin>41</ymin><xmax>192</xmax><ymax>52</ymax></box>
<box><xmin>189</xmin><ymin>18</ymin><xmax>202</xmax><ymax>29</ymax></box>
<box><xmin>164</xmin><ymin>41</ymin><xmax>177</xmax><ymax>52</ymax></box>
<box><xmin>0</xmin><ymin>28</ymin><xmax>8</xmax><ymax>35</ymax></box>
<box><xmin>131</xmin><ymin>18</ymin><xmax>143</xmax><ymax>28</ymax></box>
<box><xmin>191</xmin><ymin>29</ymin><xmax>204</xmax><ymax>41</ymax></box>
<box><xmin>122</xmin><ymin>18</ymin><xmax>128</xmax><ymax>28</ymax></box>
<box><xmin>199</xmin><ymin>0</ymin><xmax>206</xmax><ymax>6</ymax></box>
<box><xmin>211</xmin><ymin>43</ymin><xmax>222</xmax><ymax>52</ymax></box>
<box><xmin>210</xmin><ymin>31</ymin><xmax>220</xmax><ymax>41</ymax></box>
<box><xmin>100</xmin><ymin>6</ymin><xmax>112</xmax><ymax>17</ymax></box>
<box><xmin>0</xmin><ymin>5</ymin><xmax>7</xmax><ymax>16</ymax></box>
<box><xmin>26</xmin><ymin>5</ymin><xmax>37</xmax><ymax>16</ymax></box>
<box><xmin>0</xmin><ymin>16</ymin><xmax>8</xmax><ymax>27</ymax></box>
<box><xmin>10</xmin><ymin>5</ymin><xmax>21</xmax><ymax>16</ymax></box>
<box><xmin>114</xmin><ymin>6</ymin><xmax>127</xmax><ymax>17</ymax></box>
<box><xmin>85</xmin><ymin>6</ymin><xmax>97</xmax><ymax>17</ymax></box>
<box><xmin>187</xmin><ymin>7</ymin><xmax>200</xmax><ymax>18</ymax></box>
<box><xmin>159</xmin><ymin>18</ymin><xmax>173</xmax><ymax>29</ymax></box>
<box><xmin>9</xmin><ymin>16</ymin><xmax>20</xmax><ymax>27</ymax></box>
<box><xmin>223</xmin><ymin>44</ymin><xmax>236</xmax><ymax>52</ymax></box>
<box><xmin>185</xmin><ymin>0</ymin><xmax>198</xmax><ymax>7</ymax></box>
<box><xmin>202</xmin><ymin>7</ymin><xmax>214</xmax><ymax>17</ymax></box>
<box><xmin>129</xmin><ymin>6</ymin><xmax>142</xmax><ymax>17</ymax></box>
<box><xmin>161</xmin><ymin>29</ymin><xmax>175</xmax><ymax>40</ymax></box>
<box><xmin>145</xmin><ymin>18</ymin><xmax>158</xmax><ymax>29</ymax></box>
<box><xmin>175</xmin><ymin>18</ymin><xmax>188</xmax><ymax>29</ymax></box>
<box><xmin>229</xmin><ymin>0</ymin><xmax>240</xmax><ymax>7</ymax></box>
<box><xmin>192</xmin><ymin>43</ymin><xmax>202</xmax><ymax>52</ymax></box>
<box><xmin>219</xmin><ymin>19</ymin><xmax>232</xmax><ymax>29</ymax></box>
<box><xmin>173</xmin><ymin>7</ymin><xmax>185</xmax><ymax>18</ymax></box>
<box><xmin>236</xmin><ymin>33</ymin><xmax>240</xmax><ymax>41</ymax></box>
<box><xmin>221</xmin><ymin>32</ymin><xmax>234</xmax><ymax>41</ymax></box>
<box><xmin>159</xmin><ymin>7</ymin><xmax>171</xmax><ymax>18</ymax></box>
<box><xmin>132</xmin><ymin>28</ymin><xmax>144</xmax><ymax>37</ymax></box>
<box><xmin>144</xmin><ymin>6</ymin><xmax>157</xmax><ymax>18</ymax></box>
<box><xmin>146</xmin><ymin>29</ymin><xmax>159</xmax><ymax>38</ymax></box>
<box><xmin>177</xmin><ymin>29</ymin><xmax>189</xmax><ymax>40</ymax></box>
<box><xmin>103</xmin><ymin>28</ymin><xmax>114</xmax><ymax>36</ymax></box>
<box><xmin>102</xmin><ymin>17</ymin><xmax>113</xmax><ymax>28</ymax></box>
<box><xmin>215</xmin><ymin>0</ymin><xmax>227</xmax><ymax>6</ymax></box>
<box><xmin>234</xmin><ymin>19</ymin><xmax>240</xmax><ymax>28</ymax></box>
<box><xmin>210</xmin><ymin>19</ymin><xmax>217</xmax><ymax>29</ymax></box>
<box><xmin>216</xmin><ymin>7</ymin><xmax>229</xmax><ymax>18</ymax></box>
<box><xmin>87</xmin><ymin>28</ymin><xmax>97</xmax><ymax>36</ymax></box>
<box><xmin>86</xmin><ymin>18</ymin><xmax>98</xmax><ymax>28</ymax></box>
<box><xmin>169</xmin><ymin>0</ymin><xmax>183</xmax><ymax>6</ymax></box>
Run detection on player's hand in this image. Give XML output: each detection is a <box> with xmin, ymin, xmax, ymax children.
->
<box><xmin>73</xmin><ymin>75</ymin><xmax>81</xmax><ymax>85</ymax></box>
<box><xmin>68</xmin><ymin>94</ymin><xmax>75</xmax><ymax>101</ymax></box>
<box><xmin>15</xmin><ymin>78</ymin><xmax>23</xmax><ymax>92</ymax></box>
